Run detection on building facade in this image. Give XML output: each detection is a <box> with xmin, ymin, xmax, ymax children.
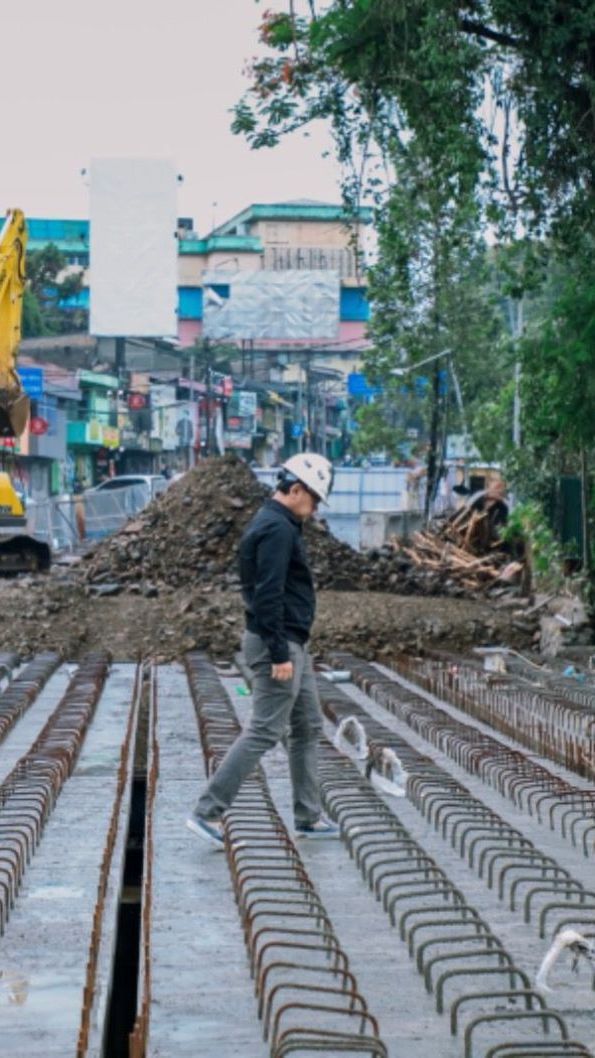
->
<box><xmin>15</xmin><ymin>201</ymin><xmax>375</xmax><ymax>485</ymax></box>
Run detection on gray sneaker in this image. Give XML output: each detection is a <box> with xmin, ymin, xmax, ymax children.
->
<box><xmin>296</xmin><ymin>814</ymin><xmax>340</xmax><ymax>839</ymax></box>
<box><xmin>186</xmin><ymin>813</ymin><xmax>225</xmax><ymax>848</ymax></box>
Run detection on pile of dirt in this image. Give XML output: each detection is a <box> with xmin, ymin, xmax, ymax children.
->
<box><xmin>79</xmin><ymin>455</ymin><xmax>399</xmax><ymax>595</ymax></box>
<box><xmin>79</xmin><ymin>455</ymin><xmax>509</xmax><ymax>599</ymax></box>
<box><xmin>0</xmin><ymin>455</ymin><xmax>539</xmax><ymax>663</ymax></box>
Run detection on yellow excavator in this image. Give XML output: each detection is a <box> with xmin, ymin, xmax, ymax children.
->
<box><xmin>0</xmin><ymin>209</ymin><xmax>51</xmax><ymax>572</ymax></box>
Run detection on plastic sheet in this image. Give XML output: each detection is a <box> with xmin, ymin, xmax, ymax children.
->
<box><xmin>333</xmin><ymin>716</ymin><xmax>368</xmax><ymax>761</ymax></box>
<box><xmin>366</xmin><ymin>747</ymin><xmax>408</xmax><ymax>798</ymax></box>
<box><xmin>202</xmin><ymin>269</ymin><xmax>340</xmax><ymax>340</ymax></box>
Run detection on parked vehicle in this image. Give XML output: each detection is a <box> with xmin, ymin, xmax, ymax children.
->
<box><xmin>88</xmin><ymin>474</ymin><xmax>168</xmax><ymax>501</ymax></box>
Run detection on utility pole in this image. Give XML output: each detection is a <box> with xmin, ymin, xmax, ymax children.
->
<box><xmin>204</xmin><ymin>338</ymin><xmax>213</xmax><ymax>457</ymax></box>
<box><xmin>305</xmin><ymin>358</ymin><xmax>313</xmax><ymax>450</ymax></box>
<box><xmin>115</xmin><ymin>337</ymin><xmax>126</xmax><ymax>375</ymax></box>
<box><xmin>424</xmin><ymin>360</ymin><xmax>441</xmax><ymax>524</ymax></box>
<box><xmin>188</xmin><ymin>345</ymin><xmax>197</xmax><ymax>468</ymax></box>
<box><xmin>580</xmin><ymin>447</ymin><xmax>590</xmax><ymax>574</ymax></box>
<box><xmin>296</xmin><ymin>360</ymin><xmax>304</xmax><ymax>453</ymax></box>
<box><xmin>509</xmin><ymin>296</ymin><xmax>524</xmax><ymax>447</ymax></box>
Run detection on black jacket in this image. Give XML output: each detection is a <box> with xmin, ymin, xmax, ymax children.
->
<box><xmin>239</xmin><ymin>498</ymin><xmax>315</xmax><ymax>663</ymax></box>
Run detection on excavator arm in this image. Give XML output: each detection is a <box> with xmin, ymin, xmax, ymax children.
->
<box><xmin>0</xmin><ymin>209</ymin><xmax>30</xmax><ymax>437</ymax></box>
<box><xmin>0</xmin><ymin>210</ymin><xmax>50</xmax><ymax>571</ymax></box>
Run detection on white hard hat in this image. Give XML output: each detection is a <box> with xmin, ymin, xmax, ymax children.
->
<box><xmin>280</xmin><ymin>453</ymin><xmax>334</xmax><ymax>504</ymax></box>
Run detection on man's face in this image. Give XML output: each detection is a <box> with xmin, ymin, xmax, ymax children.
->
<box><xmin>289</xmin><ymin>482</ymin><xmax>320</xmax><ymax>520</ymax></box>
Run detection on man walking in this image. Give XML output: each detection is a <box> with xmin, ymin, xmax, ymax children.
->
<box><xmin>187</xmin><ymin>453</ymin><xmax>338</xmax><ymax>847</ymax></box>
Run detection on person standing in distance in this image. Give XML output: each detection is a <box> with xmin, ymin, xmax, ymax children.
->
<box><xmin>187</xmin><ymin>453</ymin><xmax>339</xmax><ymax>847</ymax></box>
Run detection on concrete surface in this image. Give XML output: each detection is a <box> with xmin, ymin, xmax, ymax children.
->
<box><xmin>0</xmin><ymin>665</ymin><xmax>136</xmax><ymax>1056</ymax></box>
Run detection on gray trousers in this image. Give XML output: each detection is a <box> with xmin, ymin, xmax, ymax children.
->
<box><xmin>195</xmin><ymin>630</ymin><xmax>323</xmax><ymax>827</ymax></box>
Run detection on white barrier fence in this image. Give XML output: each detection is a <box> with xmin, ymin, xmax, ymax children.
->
<box><xmin>23</xmin><ymin>465</ymin><xmax>447</xmax><ymax>555</ymax></box>
<box><xmin>253</xmin><ymin>466</ymin><xmax>428</xmax><ymax>550</ymax></box>
<box><xmin>25</xmin><ymin>484</ymin><xmax>153</xmax><ymax>552</ymax></box>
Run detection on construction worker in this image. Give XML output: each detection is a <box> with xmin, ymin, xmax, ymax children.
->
<box><xmin>187</xmin><ymin>452</ymin><xmax>339</xmax><ymax>846</ymax></box>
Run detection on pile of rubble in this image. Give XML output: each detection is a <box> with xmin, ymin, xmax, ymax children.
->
<box><xmin>0</xmin><ymin>456</ymin><xmax>542</xmax><ymax>663</ymax></box>
<box><xmin>80</xmin><ymin>456</ymin><xmax>521</xmax><ymax>600</ymax></box>
<box><xmin>79</xmin><ymin>456</ymin><xmax>408</xmax><ymax>596</ymax></box>
<box><xmin>401</xmin><ymin>530</ymin><xmax>522</xmax><ymax>594</ymax></box>
<box><xmin>398</xmin><ymin>504</ymin><xmax>524</xmax><ymax>596</ymax></box>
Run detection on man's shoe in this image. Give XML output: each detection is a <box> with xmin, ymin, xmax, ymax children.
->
<box><xmin>186</xmin><ymin>813</ymin><xmax>225</xmax><ymax>848</ymax></box>
<box><xmin>296</xmin><ymin>814</ymin><xmax>340</xmax><ymax>839</ymax></box>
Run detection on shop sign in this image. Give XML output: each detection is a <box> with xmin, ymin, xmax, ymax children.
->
<box><xmin>150</xmin><ymin>383</ymin><xmax>178</xmax><ymax>450</ymax></box>
<box><xmin>102</xmin><ymin>427</ymin><xmax>120</xmax><ymax>449</ymax></box>
<box><xmin>83</xmin><ymin>420</ymin><xmax>120</xmax><ymax>447</ymax></box>
<box><xmin>224</xmin><ymin>431</ymin><xmax>253</xmax><ymax>450</ymax></box>
<box><xmin>30</xmin><ymin>416</ymin><xmax>49</xmax><ymax>436</ymax></box>
<box><xmin>238</xmin><ymin>391</ymin><xmax>257</xmax><ymax>416</ymax></box>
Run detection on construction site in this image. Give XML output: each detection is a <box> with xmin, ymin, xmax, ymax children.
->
<box><xmin>3</xmin><ymin>3</ymin><xmax>595</xmax><ymax>1053</ymax></box>
<box><xmin>0</xmin><ymin>450</ymin><xmax>594</xmax><ymax>1058</ymax></box>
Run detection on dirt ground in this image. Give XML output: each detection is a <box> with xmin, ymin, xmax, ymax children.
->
<box><xmin>0</xmin><ymin>457</ymin><xmax>540</xmax><ymax>664</ymax></box>
<box><xmin>0</xmin><ymin>572</ymin><xmax>533</xmax><ymax>663</ymax></box>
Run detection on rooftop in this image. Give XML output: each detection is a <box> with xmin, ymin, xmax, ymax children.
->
<box><xmin>210</xmin><ymin>200</ymin><xmax>374</xmax><ymax>237</ymax></box>
<box><xmin>17</xmin><ymin>199</ymin><xmax>374</xmax><ymax>257</ymax></box>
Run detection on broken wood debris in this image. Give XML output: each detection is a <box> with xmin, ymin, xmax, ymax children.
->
<box><xmin>400</xmin><ymin>516</ymin><xmax>522</xmax><ymax>594</ymax></box>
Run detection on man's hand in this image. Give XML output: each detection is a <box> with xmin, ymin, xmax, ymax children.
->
<box><xmin>272</xmin><ymin>661</ymin><xmax>294</xmax><ymax>681</ymax></box>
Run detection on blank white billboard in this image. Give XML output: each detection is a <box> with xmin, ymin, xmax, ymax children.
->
<box><xmin>90</xmin><ymin>158</ymin><xmax>178</xmax><ymax>337</ymax></box>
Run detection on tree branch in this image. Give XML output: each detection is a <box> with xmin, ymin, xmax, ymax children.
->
<box><xmin>458</xmin><ymin>17</ymin><xmax>520</xmax><ymax>50</ymax></box>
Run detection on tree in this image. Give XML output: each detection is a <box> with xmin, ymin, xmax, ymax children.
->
<box><xmin>519</xmin><ymin>263</ymin><xmax>595</xmax><ymax>568</ymax></box>
<box><xmin>234</xmin><ymin>1</ymin><xmax>595</xmax><ymax>561</ymax></box>
<box><xmin>21</xmin><ymin>287</ymin><xmax>46</xmax><ymax>338</ymax></box>
<box><xmin>234</xmin><ymin>1</ymin><xmax>595</xmax><ymax>242</ymax></box>
<box><xmin>24</xmin><ymin>244</ymin><xmax>87</xmax><ymax>336</ymax></box>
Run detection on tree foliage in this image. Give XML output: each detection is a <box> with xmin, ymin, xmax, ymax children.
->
<box><xmin>235</xmin><ymin>1</ymin><xmax>595</xmax><ymax>554</ymax></box>
<box><xmin>24</xmin><ymin>244</ymin><xmax>87</xmax><ymax>337</ymax></box>
<box><xmin>234</xmin><ymin>0</ymin><xmax>595</xmax><ymax>238</ymax></box>
<box><xmin>520</xmin><ymin>264</ymin><xmax>595</xmax><ymax>454</ymax></box>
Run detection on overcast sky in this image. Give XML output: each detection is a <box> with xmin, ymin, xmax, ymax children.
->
<box><xmin>4</xmin><ymin>0</ymin><xmax>340</xmax><ymax>232</ymax></box>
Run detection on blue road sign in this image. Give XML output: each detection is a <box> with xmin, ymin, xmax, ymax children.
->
<box><xmin>18</xmin><ymin>367</ymin><xmax>44</xmax><ymax>399</ymax></box>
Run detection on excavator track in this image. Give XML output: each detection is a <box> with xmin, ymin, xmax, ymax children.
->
<box><xmin>0</xmin><ymin>533</ymin><xmax>51</xmax><ymax>573</ymax></box>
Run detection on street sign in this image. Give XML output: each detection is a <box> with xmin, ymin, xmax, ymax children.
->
<box><xmin>347</xmin><ymin>372</ymin><xmax>381</xmax><ymax>398</ymax></box>
<box><xmin>18</xmin><ymin>367</ymin><xmax>44</xmax><ymax>399</ymax></box>
<box><xmin>291</xmin><ymin>423</ymin><xmax>303</xmax><ymax>438</ymax></box>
